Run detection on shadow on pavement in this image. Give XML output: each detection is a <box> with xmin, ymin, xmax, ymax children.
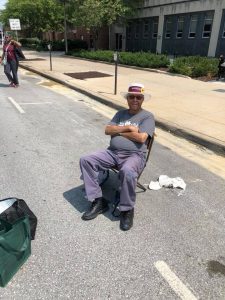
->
<box><xmin>0</xmin><ymin>83</ymin><xmax>9</xmax><ymax>88</ymax></box>
<box><xmin>63</xmin><ymin>172</ymin><xmax>120</xmax><ymax>222</ymax></box>
<box><xmin>63</xmin><ymin>184</ymin><xmax>87</xmax><ymax>214</ymax></box>
<box><xmin>212</xmin><ymin>89</ymin><xmax>225</xmax><ymax>93</ymax></box>
<box><xmin>98</xmin><ymin>91</ymin><xmax>115</xmax><ymax>95</ymax></box>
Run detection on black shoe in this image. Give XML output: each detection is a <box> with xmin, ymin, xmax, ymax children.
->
<box><xmin>120</xmin><ymin>209</ymin><xmax>134</xmax><ymax>231</ymax></box>
<box><xmin>82</xmin><ymin>197</ymin><xmax>109</xmax><ymax>220</ymax></box>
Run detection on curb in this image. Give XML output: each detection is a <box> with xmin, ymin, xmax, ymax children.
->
<box><xmin>20</xmin><ymin>63</ymin><xmax>225</xmax><ymax>157</ymax></box>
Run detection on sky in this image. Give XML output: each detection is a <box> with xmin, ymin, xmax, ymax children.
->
<box><xmin>0</xmin><ymin>0</ymin><xmax>6</xmax><ymax>10</ymax></box>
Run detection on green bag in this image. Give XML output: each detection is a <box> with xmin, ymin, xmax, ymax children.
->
<box><xmin>0</xmin><ymin>216</ymin><xmax>31</xmax><ymax>287</ymax></box>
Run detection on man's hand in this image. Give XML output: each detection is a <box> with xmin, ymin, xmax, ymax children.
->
<box><xmin>105</xmin><ymin>124</ymin><xmax>148</xmax><ymax>143</ymax></box>
<box><xmin>120</xmin><ymin>132</ymin><xmax>148</xmax><ymax>143</ymax></box>
<box><xmin>128</xmin><ymin>125</ymin><xmax>139</xmax><ymax>133</ymax></box>
<box><xmin>11</xmin><ymin>40</ymin><xmax>21</xmax><ymax>47</ymax></box>
<box><xmin>105</xmin><ymin>125</ymin><xmax>139</xmax><ymax>135</ymax></box>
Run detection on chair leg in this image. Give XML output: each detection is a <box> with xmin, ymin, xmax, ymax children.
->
<box><xmin>136</xmin><ymin>181</ymin><xmax>147</xmax><ymax>192</ymax></box>
<box><xmin>99</xmin><ymin>170</ymin><xmax>110</xmax><ymax>186</ymax></box>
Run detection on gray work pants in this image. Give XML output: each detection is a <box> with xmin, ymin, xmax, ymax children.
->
<box><xmin>80</xmin><ymin>149</ymin><xmax>146</xmax><ymax>211</ymax></box>
<box><xmin>4</xmin><ymin>60</ymin><xmax>19</xmax><ymax>85</ymax></box>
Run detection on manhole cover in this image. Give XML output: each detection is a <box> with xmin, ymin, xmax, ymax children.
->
<box><xmin>24</xmin><ymin>58</ymin><xmax>46</xmax><ymax>61</ymax></box>
<box><xmin>64</xmin><ymin>71</ymin><xmax>112</xmax><ymax>80</ymax></box>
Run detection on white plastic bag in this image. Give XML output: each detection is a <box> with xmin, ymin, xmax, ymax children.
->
<box><xmin>1</xmin><ymin>56</ymin><xmax>7</xmax><ymax>66</ymax></box>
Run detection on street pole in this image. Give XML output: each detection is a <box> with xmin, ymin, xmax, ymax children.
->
<box><xmin>114</xmin><ymin>52</ymin><xmax>118</xmax><ymax>95</ymax></box>
<box><xmin>48</xmin><ymin>44</ymin><xmax>52</xmax><ymax>71</ymax></box>
<box><xmin>63</xmin><ymin>0</ymin><xmax>68</xmax><ymax>53</ymax></box>
<box><xmin>0</xmin><ymin>31</ymin><xmax>3</xmax><ymax>47</ymax></box>
<box><xmin>50</xmin><ymin>46</ymin><xmax>52</xmax><ymax>71</ymax></box>
<box><xmin>15</xmin><ymin>30</ymin><xmax>18</xmax><ymax>42</ymax></box>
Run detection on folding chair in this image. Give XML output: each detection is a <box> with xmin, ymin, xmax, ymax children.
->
<box><xmin>136</xmin><ymin>133</ymin><xmax>155</xmax><ymax>191</ymax></box>
<box><xmin>106</xmin><ymin>133</ymin><xmax>155</xmax><ymax>192</ymax></box>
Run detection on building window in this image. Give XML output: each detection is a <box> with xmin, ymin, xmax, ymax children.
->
<box><xmin>152</xmin><ymin>19</ymin><xmax>158</xmax><ymax>38</ymax></box>
<box><xmin>143</xmin><ymin>20</ymin><xmax>149</xmax><ymax>38</ymax></box>
<box><xmin>165</xmin><ymin>17</ymin><xmax>172</xmax><ymax>39</ymax></box>
<box><xmin>144</xmin><ymin>0</ymin><xmax>150</xmax><ymax>8</ymax></box>
<box><xmin>222</xmin><ymin>20</ymin><xmax>225</xmax><ymax>38</ymax></box>
<box><xmin>189</xmin><ymin>15</ymin><xmax>198</xmax><ymax>38</ymax></box>
<box><xmin>127</xmin><ymin>24</ymin><xmax>131</xmax><ymax>39</ymax></box>
<box><xmin>202</xmin><ymin>12</ymin><xmax>213</xmax><ymax>38</ymax></box>
<box><xmin>135</xmin><ymin>23</ymin><xmax>139</xmax><ymax>39</ymax></box>
<box><xmin>176</xmin><ymin>16</ymin><xmax>184</xmax><ymax>38</ymax></box>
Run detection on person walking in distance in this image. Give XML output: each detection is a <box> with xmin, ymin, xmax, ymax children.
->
<box><xmin>217</xmin><ymin>54</ymin><xmax>225</xmax><ymax>80</ymax></box>
<box><xmin>0</xmin><ymin>33</ymin><xmax>24</xmax><ymax>87</ymax></box>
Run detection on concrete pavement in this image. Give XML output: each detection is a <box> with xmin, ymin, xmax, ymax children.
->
<box><xmin>18</xmin><ymin>50</ymin><xmax>225</xmax><ymax>156</ymax></box>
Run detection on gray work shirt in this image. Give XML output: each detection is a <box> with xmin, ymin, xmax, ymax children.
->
<box><xmin>108</xmin><ymin>109</ymin><xmax>155</xmax><ymax>153</ymax></box>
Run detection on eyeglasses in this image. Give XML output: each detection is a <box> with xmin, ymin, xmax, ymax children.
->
<box><xmin>127</xmin><ymin>94</ymin><xmax>144</xmax><ymax>100</ymax></box>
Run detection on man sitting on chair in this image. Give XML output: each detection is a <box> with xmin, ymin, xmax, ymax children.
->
<box><xmin>80</xmin><ymin>83</ymin><xmax>155</xmax><ymax>231</ymax></box>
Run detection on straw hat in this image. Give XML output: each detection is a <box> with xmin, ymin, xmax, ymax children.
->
<box><xmin>121</xmin><ymin>83</ymin><xmax>151</xmax><ymax>100</ymax></box>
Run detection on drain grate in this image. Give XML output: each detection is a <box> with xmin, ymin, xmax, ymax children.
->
<box><xmin>24</xmin><ymin>58</ymin><xmax>46</xmax><ymax>61</ymax></box>
<box><xmin>64</xmin><ymin>71</ymin><xmax>112</xmax><ymax>80</ymax></box>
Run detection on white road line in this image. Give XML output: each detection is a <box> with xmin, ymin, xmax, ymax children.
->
<box><xmin>18</xmin><ymin>102</ymin><xmax>52</xmax><ymax>105</ymax></box>
<box><xmin>155</xmin><ymin>261</ymin><xmax>198</xmax><ymax>300</ymax></box>
<box><xmin>8</xmin><ymin>97</ymin><xmax>25</xmax><ymax>114</ymax></box>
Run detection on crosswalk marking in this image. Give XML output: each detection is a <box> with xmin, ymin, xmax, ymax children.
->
<box><xmin>8</xmin><ymin>97</ymin><xmax>25</xmax><ymax>114</ymax></box>
<box><xmin>155</xmin><ymin>261</ymin><xmax>198</xmax><ymax>300</ymax></box>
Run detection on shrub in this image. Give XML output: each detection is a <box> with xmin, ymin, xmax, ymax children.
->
<box><xmin>19</xmin><ymin>37</ymin><xmax>41</xmax><ymax>49</ymax></box>
<box><xmin>120</xmin><ymin>52</ymin><xmax>169</xmax><ymax>68</ymax></box>
<box><xmin>68</xmin><ymin>39</ymin><xmax>88</xmax><ymax>51</ymax></box>
<box><xmin>68</xmin><ymin>50</ymin><xmax>170</xmax><ymax>68</ymax></box>
<box><xmin>36</xmin><ymin>40</ymin><xmax>48</xmax><ymax>51</ymax></box>
<box><xmin>169</xmin><ymin>56</ymin><xmax>218</xmax><ymax>78</ymax></box>
<box><xmin>35</xmin><ymin>39</ymin><xmax>88</xmax><ymax>52</ymax></box>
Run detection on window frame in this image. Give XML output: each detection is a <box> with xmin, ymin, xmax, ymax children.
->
<box><xmin>222</xmin><ymin>20</ymin><xmax>225</xmax><ymax>38</ymax></box>
<box><xmin>176</xmin><ymin>16</ymin><xmax>184</xmax><ymax>39</ymax></box>
<box><xmin>202</xmin><ymin>12</ymin><xmax>213</xmax><ymax>39</ymax></box>
<box><xmin>143</xmin><ymin>19</ymin><xmax>149</xmax><ymax>39</ymax></box>
<box><xmin>127</xmin><ymin>24</ymin><xmax>131</xmax><ymax>40</ymax></box>
<box><xmin>188</xmin><ymin>14</ymin><xmax>198</xmax><ymax>39</ymax></box>
<box><xmin>165</xmin><ymin>17</ymin><xmax>172</xmax><ymax>39</ymax></box>
<box><xmin>134</xmin><ymin>22</ymin><xmax>139</xmax><ymax>39</ymax></box>
<box><xmin>152</xmin><ymin>19</ymin><xmax>158</xmax><ymax>39</ymax></box>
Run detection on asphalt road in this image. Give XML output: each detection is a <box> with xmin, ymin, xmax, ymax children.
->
<box><xmin>1</xmin><ymin>68</ymin><xmax>225</xmax><ymax>300</ymax></box>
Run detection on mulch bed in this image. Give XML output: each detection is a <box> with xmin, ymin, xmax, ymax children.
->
<box><xmin>194</xmin><ymin>76</ymin><xmax>217</xmax><ymax>82</ymax></box>
<box><xmin>64</xmin><ymin>71</ymin><xmax>112</xmax><ymax>80</ymax></box>
<box><xmin>24</xmin><ymin>58</ymin><xmax>46</xmax><ymax>61</ymax></box>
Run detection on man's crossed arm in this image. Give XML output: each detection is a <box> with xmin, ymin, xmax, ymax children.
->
<box><xmin>105</xmin><ymin>125</ymin><xmax>148</xmax><ymax>144</ymax></box>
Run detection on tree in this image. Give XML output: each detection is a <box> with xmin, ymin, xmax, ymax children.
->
<box><xmin>0</xmin><ymin>0</ymin><xmax>140</xmax><ymax>46</ymax></box>
<box><xmin>0</xmin><ymin>0</ymin><xmax>63</xmax><ymax>38</ymax></box>
<box><xmin>67</xmin><ymin>0</ymin><xmax>138</xmax><ymax>49</ymax></box>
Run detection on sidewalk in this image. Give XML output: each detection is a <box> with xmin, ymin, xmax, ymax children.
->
<box><xmin>20</xmin><ymin>50</ymin><xmax>225</xmax><ymax>156</ymax></box>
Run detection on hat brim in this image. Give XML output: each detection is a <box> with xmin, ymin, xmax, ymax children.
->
<box><xmin>120</xmin><ymin>92</ymin><xmax>151</xmax><ymax>101</ymax></box>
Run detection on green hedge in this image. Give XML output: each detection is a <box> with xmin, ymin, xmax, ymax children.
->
<box><xmin>69</xmin><ymin>51</ymin><xmax>218</xmax><ymax>78</ymax></box>
<box><xmin>68</xmin><ymin>50</ymin><xmax>170</xmax><ymax>68</ymax></box>
<box><xmin>19</xmin><ymin>37</ymin><xmax>41</xmax><ymax>49</ymax></box>
<box><xmin>19</xmin><ymin>38</ymin><xmax>88</xmax><ymax>52</ymax></box>
<box><xmin>18</xmin><ymin>41</ymin><xmax>218</xmax><ymax>78</ymax></box>
<box><xmin>169</xmin><ymin>56</ymin><xmax>218</xmax><ymax>78</ymax></box>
